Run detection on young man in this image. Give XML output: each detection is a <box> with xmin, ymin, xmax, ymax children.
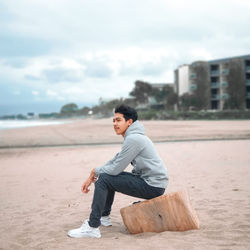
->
<box><xmin>68</xmin><ymin>104</ymin><xmax>168</xmax><ymax>238</ymax></box>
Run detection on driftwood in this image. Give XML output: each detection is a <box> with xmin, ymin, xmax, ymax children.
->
<box><xmin>120</xmin><ymin>190</ymin><xmax>199</xmax><ymax>234</ymax></box>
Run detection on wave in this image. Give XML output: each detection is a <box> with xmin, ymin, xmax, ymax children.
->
<box><xmin>0</xmin><ymin>120</ymin><xmax>68</xmax><ymax>130</ymax></box>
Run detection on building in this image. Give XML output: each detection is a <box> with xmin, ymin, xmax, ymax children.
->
<box><xmin>174</xmin><ymin>55</ymin><xmax>250</xmax><ymax>110</ymax></box>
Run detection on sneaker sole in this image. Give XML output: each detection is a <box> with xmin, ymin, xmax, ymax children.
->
<box><xmin>67</xmin><ymin>231</ymin><xmax>101</xmax><ymax>238</ymax></box>
<box><xmin>101</xmin><ymin>223</ymin><xmax>112</xmax><ymax>227</ymax></box>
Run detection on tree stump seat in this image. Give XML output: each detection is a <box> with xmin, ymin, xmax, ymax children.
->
<box><xmin>120</xmin><ymin>190</ymin><xmax>200</xmax><ymax>234</ymax></box>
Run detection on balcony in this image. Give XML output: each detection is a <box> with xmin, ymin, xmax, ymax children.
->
<box><xmin>221</xmin><ymin>82</ymin><xmax>228</xmax><ymax>87</ymax></box>
<box><xmin>245</xmin><ymin>66</ymin><xmax>250</xmax><ymax>72</ymax></box>
<box><xmin>210</xmin><ymin>70</ymin><xmax>219</xmax><ymax>76</ymax></box>
<box><xmin>189</xmin><ymin>73</ymin><xmax>197</xmax><ymax>79</ymax></box>
<box><xmin>222</xmin><ymin>93</ymin><xmax>229</xmax><ymax>100</ymax></box>
<box><xmin>211</xmin><ymin>94</ymin><xmax>220</xmax><ymax>100</ymax></box>
<box><xmin>246</xmin><ymin>93</ymin><xmax>250</xmax><ymax>99</ymax></box>
<box><xmin>246</xmin><ymin>80</ymin><xmax>250</xmax><ymax>86</ymax></box>
<box><xmin>211</xmin><ymin>82</ymin><xmax>219</xmax><ymax>88</ymax></box>
<box><xmin>190</xmin><ymin>84</ymin><xmax>197</xmax><ymax>90</ymax></box>
<box><xmin>222</xmin><ymin>69</ymin><xmax>229</xmax><ymax>75</ymax></box>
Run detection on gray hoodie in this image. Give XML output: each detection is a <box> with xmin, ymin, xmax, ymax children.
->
<box><xmin>95</xmin><ymin>120</ymin><xmax>168</xmax><ymax>188</ymax></box>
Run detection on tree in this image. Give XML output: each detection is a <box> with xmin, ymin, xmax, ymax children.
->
<box><xmin>60</xmin><ymin>103</ymin><xmax>78</xmax><ymax>114</ymax></box>
<box><xmin>122</xmin><ymin>98</ymin><xmax>136</xmax><ymax>108</ymax></box>
<box><xmin>179</xmin><ymin>93</ymin><xmax>199</xmax><ymax>110</ymax></box>
<box><xmin>78</xmin><ymin>106</ymin><xmax>90</xmax><ymax>115</ymax></box>
<box><xmin>190</xmin><ymin>62</ymin><xmax>210</xmax><ymax>110</ymax></box>
<box><xmin>91</xmin><ymin>98</ymin><xmax>124</xmax><ymax>117</ymax></box>
<box><xmin>223</xmin><ymin>59</ymin><xmax>245</xmax><ymax>110</ymax></box>
<box><xmin>164</xmin><ymin>86</ymin><xmax>178</xmax><ymax>108</ymax></box>
<box><xmin>129</xmin><ymin>81</ymin><xmax>152</xmax><ymax>104</ymax></box>
<box><xmin>16</xmin><ymin>114</ymin><xmax>27</xmax><ymax>120</ymax></box>
<box><xmin>151</xmin><ymin>88</ymin><xmax>165</xmax><ymax>103</ymax></box>
<box><xmin>151</xmin><ymin>86</ymin><xmax>177</xmax><ymax>110</ymax></box>
<box><xmin>105</xmin><ymin>98</ymin><xmax>123</xmax><ymax>111</ymax></box>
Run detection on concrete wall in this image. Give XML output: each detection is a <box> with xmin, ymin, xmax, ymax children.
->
<box><xmin>177</xmin><ymin>65</ymin><xmax>189</xmax><ymax>96</ymax></box>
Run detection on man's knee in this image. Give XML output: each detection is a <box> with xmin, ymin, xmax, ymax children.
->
<box><xmin>98</xmin><ymin>173</ymin><xmax>110</xmax><ymax>181</ymax></box>
<box><xmin>96</xmin><ymin>173</ymin><xmax>121</xmax><ymax>190</ymax></box>
<box><xmin>95</xmin><ymin>173</ymin><xmax>111</xmax><ymax>187</ymax></box>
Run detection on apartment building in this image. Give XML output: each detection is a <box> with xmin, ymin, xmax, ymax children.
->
<box><xmin>174</xmin><ymin>55</ymin><xmax>250</xmax><ymax>110</ymax></box>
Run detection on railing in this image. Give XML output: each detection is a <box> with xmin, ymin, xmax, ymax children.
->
<box><xmin>222</xmin><ymin>69</ymin><xmax>229</xmax><ymax>75</ymax></box>
<box><xmin>189</xmin><ymin>73</ymin><xmax>197</xmax><ymax>79</ymax></box>
<box><xmin>211</xmin><ymin>94</ymin><xmax>220</xmax><ymax>100</ymax></box>
<box><xmin>245</xmin><ymin>66</ymin><xmax>250</xmax><ymax>72</ymax></box>
<box><xmin>246</xmin><ymin>93</ymin><xmax>250</xmax><ymax>99</ymax></box>
<box><xmin>211</xmin><ymin>82</ymin><xmax>219</xmax><ymax>88</ymax></box>
<box><xmin>210</xmin><ymin>70</ymin><xmax>219</xmax><ymax>76</ymax></box>
<box><xmin>211</xmin><ymin>94</ymin><xmax>229</xmax><ymax>100</ymax></box>
<box><xmin>221</xmin><ymin>82</ymin><xmax>228</xmax><ymax>87</ymax></box>
<box><xmin>246</xmin><ymin>80</ymin><xmax>250</xmax><ymax>86</ymax></box>
<box><xmin>190</xmin><ymin>84</ymin><xmax>197</xmax><ymax>90</ymax></box>
<box><xmin>222</xmin><ymin>94</ymin><xmax>229</xmax><ymax>99</ymax></box>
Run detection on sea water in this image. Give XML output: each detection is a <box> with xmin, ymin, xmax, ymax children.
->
<box><xmin>0</xmin><ymin>120</ymin><xmax>68</xmax><ymax>130</ymax></box>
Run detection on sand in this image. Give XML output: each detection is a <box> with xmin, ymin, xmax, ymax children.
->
<box><xmin>1</xmin><ymin>119</ymin><xmax>250</xmax><ymax>148</ymax></box>
<box><xmin>0</xmin><ymin>119</ymin><xmax>250</xmax><ymax>249</ymax></box>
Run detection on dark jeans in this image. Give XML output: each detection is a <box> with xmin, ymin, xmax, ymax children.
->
<box><xmin>88</xmin><ymin>172</ymin><xmax>165</xmax><ymax>228</ymax></box>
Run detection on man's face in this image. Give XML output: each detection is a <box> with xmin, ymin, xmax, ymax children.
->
<box><xmin>113</xmin><ymin>113</ymin><xmax>132</xmax><ymax>137</ymax></box>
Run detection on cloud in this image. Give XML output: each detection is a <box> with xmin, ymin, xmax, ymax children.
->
<box><xmin>119</xmin><ymin>61</ymin><xmax>167</xmax><ymax>78</ymax></box>
<box><xmin>25</xmin><ymin>75</ymin><xmax>40</xmax><ymax>81</ymax></box>
<box><xmin>41</xmin><ymin>67</ymin><xmax>83</xmax><ymax>83</ymax></box>
<box><xmin>0</xmin><ymin>81</ymin><xmax>33</xmax><ymax>104</ymax></box>
<box><xmin>1</xmin><ymin>0</ymin><xmax>250</xmax><ymax>115</ymax></box>
<box><xmin>2</xmin><ymin>57</ymin><xmax>30</xmax><ymax>68</ymax></box>
<box><xmin>46</xmin><ymin>89</ymin><xmax>57</xmax><ymax>96</ymax></box>
<box><xmin>1</xmin><ymin>0</ymin><xmax>248</xmax><ymax>54</ymax></box>
<box><xmin>84</xmin><ymin>61</ymin><xmax>113</xmax><ymax>79</ymax></box>
<box><xmin>32</xmin><ymin>90</ymin><xmax>39</xmax><ymax>96</ymax></box>
<box><xmin>0</xmin><ymin>33</ymin><xmax>53</xmax><ymax>57</ymax></box>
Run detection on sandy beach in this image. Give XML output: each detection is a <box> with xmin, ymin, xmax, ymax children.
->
<box><xmin>1</xmin><ymin>119</ymin><xmax>250</xmax><ymax>148</ymax></box>
<box><xmin>0</xmin><ymin>119</ymin><xmax>250</xmax><ymax>249</ymax></box>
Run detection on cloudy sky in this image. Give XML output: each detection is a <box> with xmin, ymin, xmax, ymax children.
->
<box><xmin>1</xmin><ymin>0</ymin><xmax>250</xmax><ymax>115</ymax></box>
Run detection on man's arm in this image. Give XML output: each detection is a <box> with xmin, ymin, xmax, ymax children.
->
<box><xmin>81</xmin><ymin>153</ymin><xmax>119</xmax><ymax>194</ymax></box>
<box><xmin>81</xmin><ymin>168</ymin><xmax>97</xmax><ymax>193</ymax></box>
<box><xmin>95</xmin><ymin>137</ymin><xmax>143</xmax><ymax>176</ymax></box>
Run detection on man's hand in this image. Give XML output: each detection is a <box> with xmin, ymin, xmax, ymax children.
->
<box><xmin>81</xmin><ymin>178</ymin><xmax>92</xmax><ymax>193</ymax></box>
<box><xmin>81</xmin><ymin>168</ymin><xmax>97</xmax><ymax>193</ymax></box>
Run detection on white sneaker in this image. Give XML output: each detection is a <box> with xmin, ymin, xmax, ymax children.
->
<box><xmin>100</xmin><ymin>216</ymin><xmax>112</xmax><ymax>227</ymax></box>
<box><xmin>67</xmin><ymin>220</ymin><xmax>101</xmax><ymax>238</ymax></box>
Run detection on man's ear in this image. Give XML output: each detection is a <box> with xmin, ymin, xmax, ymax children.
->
<box><xmin>128</xmin><ymin>118</ymin><xmax>133</xmax><ymax>126</ymax></box>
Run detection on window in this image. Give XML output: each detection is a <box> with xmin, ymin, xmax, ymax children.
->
<box><xmin>211</xmin><ymin>100</ymin><xmax>218</xmax><ymax>109</ymax></box>
<box><xmin>222</xmin><ymin>69</ymin><xmax>229</xmax><ymax>75</ymax></box>
<box><xmin>210</xmin><ymin>64</ymin><xmax>219</xmax><ymax>71</ymax></box>
<box><xmin>190</xmin><ymin>84</ymin><xmax>197</xmax><ymax>90</ymax></box>
<box><xmin>221</xmin><ymin>82</ymin><xmax>228</xmax><ymax>87</ymax></box>
<box><xmin>222</xmin><ymin>94</ymin><xmax>229</xmax><ymax>99</ymax></box>
<box><xmin>211</xmin><ymin>76</ymin><xmax>219</xmax><ymax>83</ymax></box>
<box><xmin>189</xmin><ymin>73</ymin><xmax>197</xmax><ymax>79</ymax></box>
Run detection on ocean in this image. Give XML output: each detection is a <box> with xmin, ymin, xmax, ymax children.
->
<box><xmin>0</xmin><ymin>120</ymin><xmax>68</xmax><ymax>130</ymax></box>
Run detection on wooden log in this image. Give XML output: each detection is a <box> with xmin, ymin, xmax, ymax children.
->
<box><xmin>120</xmin><ymin>190</ymin><xmax>199</xmax><ymax>234</ymax></box>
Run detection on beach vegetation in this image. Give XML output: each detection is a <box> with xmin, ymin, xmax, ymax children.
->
<box><xmin>60</xmin><ymin>103</ymin><xmax>79</xmax><ymax>114</ymax></box>
<box><xmin>129</xmin><ymin>81</ymin><xmax>153</xmax><ymax>104</ymax></box>
<box><xmin>1</xmin><ymin>76</ymin><xmax>250</xmax><ymax>120</ymax></box>
<box><xmin>223</xmin><ymin>59</ymin><xmax>245</xmax><ymax>110</ymax></box>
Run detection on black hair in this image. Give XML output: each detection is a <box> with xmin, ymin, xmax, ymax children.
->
<box><xmin>114</xmin><ymin>104</ymin><xmax>138</xmax><ymax>122</ymax></box>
